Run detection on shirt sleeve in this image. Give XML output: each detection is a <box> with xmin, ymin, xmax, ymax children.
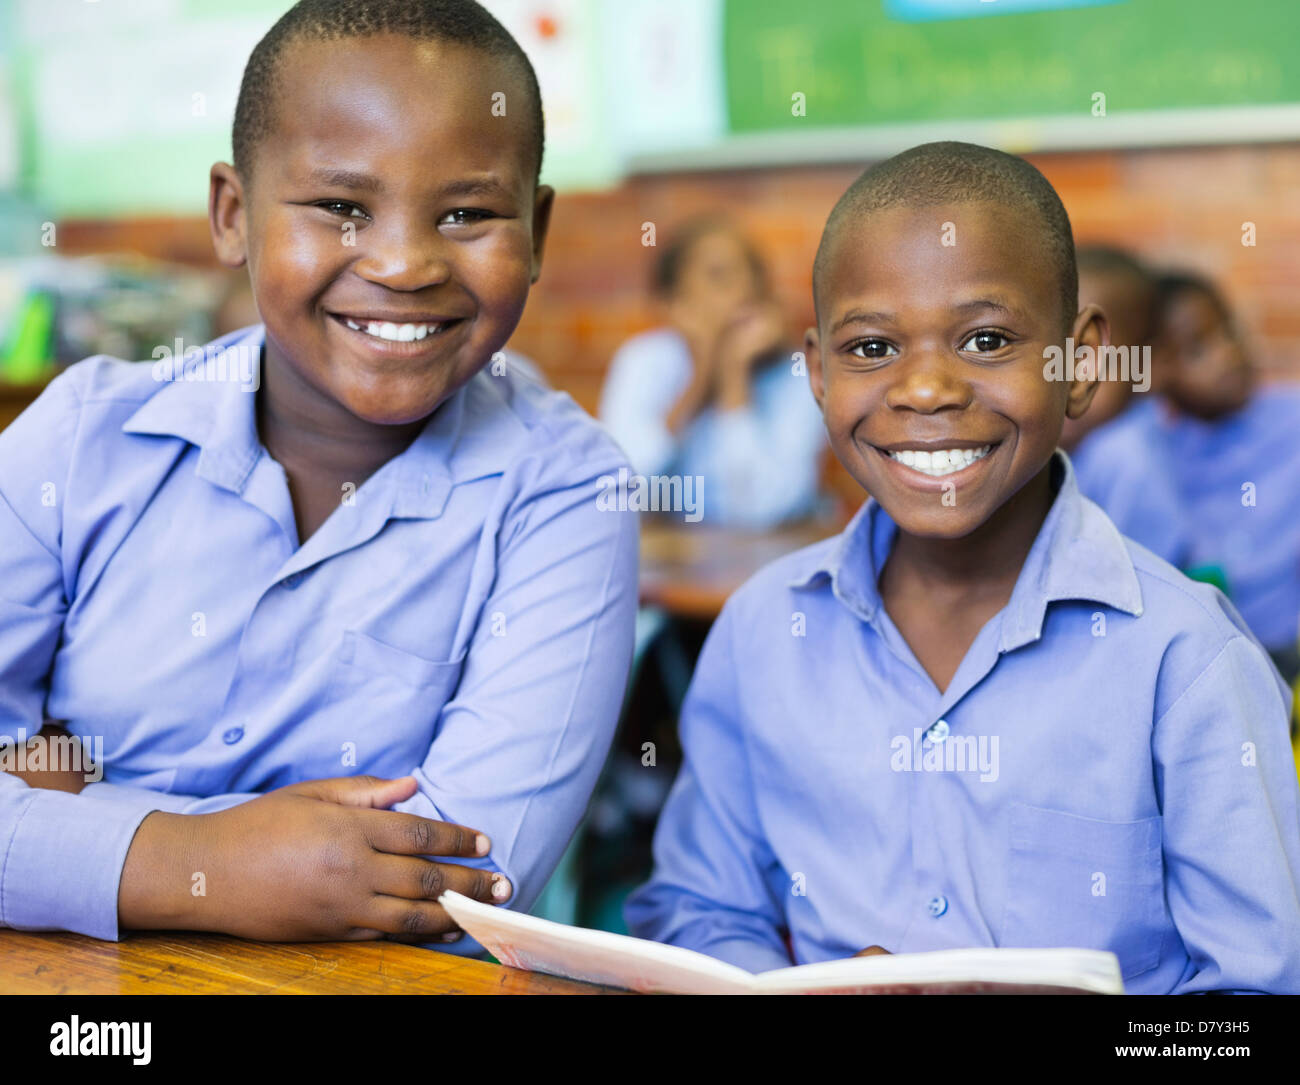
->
<box><xmin>624</xmin><ymin>603</ymin><xmax>793</xmax><ymax>973</ymax></box>
<box><xmin>0</xmin><ymin>372</ymin><xmax>186</xmax><ymax>940</ymax></box>
<box><xmin>598</xmin><ymin>334</ymin><xmax>686</xmax><ymax>477</ymax></box>
<box><xmin>1155</xmin><ymin>634</ymin><xmax>1300</xmax><ymax>993</ymax></box>
<box><xmin>391</xmin><ymin>445</ymin><xmax>639</xmax><ymax>918</ymax></box>
<box><xmin>708</xmin><ymin>369</ymin><xmax>825</xmax><ymax>528</ymax></box>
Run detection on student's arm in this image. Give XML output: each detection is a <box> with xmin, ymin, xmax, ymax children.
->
<box><xmin>389</xmin><ymin>444</ymin><xmax>639</xmax><ymax>921</ymax></box>
<box><xmin>624</xmin><ymin>604</ymin><xmax>793</xmax><ymax>973</ymax></box>
<box><xmin>598</xmin><ymin>335</ymin><xmax>689</xmax><ymax>477</ymax></box>
<box><xmin>1156</xmin><ymin>635</ymin><xmax>1300</xmax><ymax>994</ymax></box>
<box><xmin>0</xmin><ymin>376</ymin><xmax>502</xmax><ymax>942</ymax></box>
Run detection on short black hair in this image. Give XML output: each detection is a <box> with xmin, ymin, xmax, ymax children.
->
<box><xmin>813</xmin><ymin>141</ymin><xmax>1077</xmax><ymax>334</ymax></box>
<box><xmin>1155</xmin><ymin>270</ymin><xmax>1234</xmax><ymax>328</ymax></box>
<box><xmin>652</xmin><ymin>217</ymin><xmax>768</xmax><ymax>299</ymax></box>
<box><xmin>233</xmin><ymin>0</ymin><xmax>544</xmax><ymax>185</ymax></box>
<box><xmin>1077</xmin><ymin>244</ymin><xmax>1157</xmax><ymax>339</ymax></box>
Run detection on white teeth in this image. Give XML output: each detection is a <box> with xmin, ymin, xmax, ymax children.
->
<box><xmin>342</xmin><ymin>317</ymin><xmax>444</xmax><ymax>341</ymax></box>
<box><xmin>888</xmin><ymin>445</ymin><xmax>992</xmax><ymax>477</ymax></box>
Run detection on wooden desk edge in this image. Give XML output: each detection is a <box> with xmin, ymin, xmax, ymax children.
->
<box><xmin>0</xmin><ymin>929</ymin><xmax>629</xmax><ymax>995</ymax></box>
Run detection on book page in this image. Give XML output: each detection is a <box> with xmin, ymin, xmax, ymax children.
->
<box><xmin>753</xmin><ymin>946</ymin><xmax>1124</xmax><ymax>995</ymax></box>
<box><xmin>439</xmin><ymin>891</ymin><xmax>757</xmax><ymax>994</ymax></box>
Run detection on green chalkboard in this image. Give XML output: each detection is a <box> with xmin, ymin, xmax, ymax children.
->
<box><xmin>723</xmin><ymin>0</ymin><xmax>1300</xmax><ymax>134</ymax></box>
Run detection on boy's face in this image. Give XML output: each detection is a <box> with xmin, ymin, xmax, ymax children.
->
<box><xmin>211</xmin><ymin>34</ymin><xmax>552</xmax><ymax>427</ymax></box>
<box><xmin>807</xmin><ymin>201</ymin><xmax>1100</xmax><ymax>540</ymax></box>
<box><xmin>1158</xmin><ymin>289</ymin><xmax>1252</xmax><ymax>421</ymax></box>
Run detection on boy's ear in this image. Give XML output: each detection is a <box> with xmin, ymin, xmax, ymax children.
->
<box><xmin>209</xmin><ymin>162</ymin><xmax>248</xmax><ymax>269</ymax></box>
<box><xmin>529</xmin><ymin>185</ymin><xmax>555</xmax><ymax>284</ymax></box>
<box><xmin>804</xmin><ymin>325</ymin><xmax>825</xmax><ymax>411</ymax></box>
<box><xmin>1064</xmin><ymin>302</ymin><xmax>1108</xmax><ymax>421</ymax></box>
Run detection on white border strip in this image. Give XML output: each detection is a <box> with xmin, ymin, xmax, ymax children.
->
<box><xmin>625</xmin><ymin>103</ymin><xmax>1300</xmax><ymax>173</ymax></box>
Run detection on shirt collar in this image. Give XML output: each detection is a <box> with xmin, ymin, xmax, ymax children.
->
<box><xmin>788</xmin><ymin>450</ymin><xmax>1144</xmax><ymax>650</ymax></box>
<box><xmin>122</xmin><ymin>324</ymin><xmax>528</xmax><ymax>519</ymax></box>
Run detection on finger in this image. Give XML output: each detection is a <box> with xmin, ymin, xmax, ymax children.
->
<box><xmin>361</xmin><ymin>809</ymin><xmax>491</xmax><ymax>859</ymax></box>
<box><xmin>371</xmin><ymin>855</ymin><xmax>510</xmax><ymax>905</ymax></box>
<box><xmin>284</xmin><ymin>774</ymin><xmax>419</xmax><ymax>809</ymax></box>
<box><xmin>854</xmin><ymin>945</ymin><xmax>891</xmax><ymax>957</ymax></box>
<box><xmin>361</xmin><ymin>896</ymin><xmax>463</xmax><ymax>941</ymax></box>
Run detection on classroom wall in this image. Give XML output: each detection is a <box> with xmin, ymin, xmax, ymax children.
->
<box><xmin>56</xmin><ymin>142</ymin><xmax>1300</xmax><ymax>414</ymax></box>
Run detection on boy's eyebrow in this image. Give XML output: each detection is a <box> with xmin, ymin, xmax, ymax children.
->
<box><xmin>302</xmin><ymin>170</ymin><xmax>514</xmax><ymax>201</ymax></box>
<box><xmin>830</xmin><ymin>297</ymin><xmax>1025</xmax><ymax>335</ymax></box>
<box><xmin>306</xmin><ymin>168</ymin><xmax>384</xmax><ymax>193</ymax></box>
<box><xmin>830</xmin><ymin>308</ymin><xmax>894</xmax><ymax>334</ymax></box>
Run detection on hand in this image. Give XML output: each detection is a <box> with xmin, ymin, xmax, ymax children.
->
<box><xmin>2</xmin><ymin>722</ymin><xmax>91</xmax><ymax>794</ymax></box>
<box><xmin>713</xmin><ymin>301</ymin><xmax>787</xmax><ymax>409</ymax></box>
<box><xmin>854</xmin><ymin>945</ymin><xmax>891</xmax><ymax>957</ymax></box>
<box><xmin>119</xmin><ymin>774</ymin><xmax>508</xmax><ymax>943</ymax></box>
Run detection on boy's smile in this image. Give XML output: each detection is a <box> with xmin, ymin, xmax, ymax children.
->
<box><xmin>211</xmin><ymin>33</ymin><xmax>552</xmax><ymax>428</ymax></box>
<box><xmin>808</xmin><ymin>201</ymin><xmax>1100</xmax><ymax>540</ymax></box>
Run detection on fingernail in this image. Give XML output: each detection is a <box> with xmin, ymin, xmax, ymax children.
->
<box><xmin>441</xmin><ymin>931</ymin><xmax>462</xmax><ymax>943</ymax></box>
<box><xmin>491</xmin><ymin>874</ymin><xmax>512</xmax><ymax>900</ymax></box>
<box><xmin>475</xmin><ymin>833</ymin><xmax>491</xmax><ymax>856</ymax></box>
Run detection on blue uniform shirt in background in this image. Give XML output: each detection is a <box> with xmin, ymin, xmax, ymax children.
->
<box><xmin>599</xmin><ymin>328</ymin><xmax>826</xmax><ymax>529</ymax></box>
<box><xmin>626</xmin><ymin>454</ymin><xmax>1300</xmax><ymax>993</ymax></box>
<box><xmin>1154</xmin><ymin>385</ymin><xmax>1300</xmax><ymax>655</ymax></box>
<box><xmin>1069</xmin><ymin>397</ymin><xmax>1192</xmax><ymax>568</ymax></box>
<box><xmin>0</xmin><ymin>325</ymin><xmax>638</xmax><ymax>942</ymax></box>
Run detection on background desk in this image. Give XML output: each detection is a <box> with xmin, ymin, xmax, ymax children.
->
<box><xmin>638</xmin><ymin>519</ymin><xmax>840</xmax><ymax>621</ymax></box>
<box><xmin>0</xmin><ymin>930</ymin><xmax>621</xmax><ymax>995</ymax></box>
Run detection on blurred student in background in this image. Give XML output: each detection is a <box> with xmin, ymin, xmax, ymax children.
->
<box><xmin>1146</xmin><ymin>272</ymin><xmax>1300</xmax><ymax>681</ymax></box>
<box><xmin>599</xmin><ymin>218</ymin><xmax>825</xmax><ymax>529</ymax></box>
<box><xmin>1062</xmin><ymin>246</ymin><xmax>1191</xmax><ymax>567</ymax></box>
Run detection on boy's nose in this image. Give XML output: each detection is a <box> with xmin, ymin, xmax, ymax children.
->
<box><xmin>884</xmin><ymin>352</ymin><xmax>973</xmax><ymax>413</ymax></box>
<box><xmin>352</xmin><ymin>223</ymin><xmax>453</xmax><ymax>292</ymax></box>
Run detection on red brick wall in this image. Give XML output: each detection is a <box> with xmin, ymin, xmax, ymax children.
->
<box><xmin>59</xmin><ymin>143</ymin><xmax>1300</xmax><ymax>414</ymax></box>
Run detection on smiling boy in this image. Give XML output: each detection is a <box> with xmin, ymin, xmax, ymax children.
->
<box><xmin>626</xmin><ymin>143</ymin><xmax>1300</xmax><ymax>993</ymax></box>
<box><xmin>0</xmin><ymin>0</ymin><xmax>636</xmax><ymax>945</ymax></box>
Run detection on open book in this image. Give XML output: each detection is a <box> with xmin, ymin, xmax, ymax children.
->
<box><xmin>439</xmin><ymin>891</ymin><xmax>1124</xmax><ymax>995</ymax></box>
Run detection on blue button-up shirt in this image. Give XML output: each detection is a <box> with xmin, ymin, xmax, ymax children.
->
<box><xmin>0</xmin><ymin>325</ymin><xmax>638</xmax><ymax>942</ymax></box>
<box><xmin>626</xmin><ymin>455</ymin><xmax>1300</xmax><ymax>993</ymax></box>
<box><xmin>599</xmin><ymin>329</ymin><xmax>826</xmax><ymax>529</ymax></box>
<box><xmin>1070</xmin><ymin>399</ymin><xmax>1192</xmax><ymax>568</ymax></box>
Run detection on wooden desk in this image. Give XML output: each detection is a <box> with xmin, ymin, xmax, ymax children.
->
<box><xmin>0</xmin><ymin>929</ymin><xmax>622</xmax><ymax>995</ymax></box>
<box><xmin>639</xmin><ymin>519</ymin><xmax>839</xmax><ymax>620</ymax></box>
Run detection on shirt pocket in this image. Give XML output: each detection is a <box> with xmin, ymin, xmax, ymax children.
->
<box><xmin>330</xmin><ymin>630</ymin><xmax>467</xmax><ymax>708</ymax></box>
<box><xmin>1001</xmin><ymin>802</ymin><xmax>1165</xmax><ymax>981</ymax></box>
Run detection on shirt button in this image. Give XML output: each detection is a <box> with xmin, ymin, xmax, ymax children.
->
<box><xmin>281</xmin><ymin>573</ymin><xmax>302</xmax><ymax>590</ymax></box>
<box><xmin>925</xmin><ymin>719</ymin><xmax>950</xmax><ymax>743</ymax></box>
<box><xmin>222</xmin><ymin>727</ymin><xmax>244</xmax><ymax>745</ymax></box>
<box><xmin>928</xmin><ymin>895</ymin><xmax>949</xmax><ymax>917</ymax></box>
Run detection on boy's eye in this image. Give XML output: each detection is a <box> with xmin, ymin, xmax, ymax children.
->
<box><xmin>848</xmin><ymin>338</ymin><xmax>896</xmax><ymax>359</ymax></box>
<box><xmin>315</xmin><ymin>200</ymin><xmax>368</xmax><ymax>219</ymax></box>
<box><xmin>440</xmin><ymin>209</ymin><xmax>495</xmax><ymax>227</ymax></box>
<box><xmin>961</xmin><ymin>330</ymin><xmax>1010</xmax><ymax>353</ymax></box>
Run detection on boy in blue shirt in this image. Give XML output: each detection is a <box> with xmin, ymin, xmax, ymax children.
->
<box><xmin>626</xmin><ymin>142</ymin><xmax>1300</xmax><ymax>993</ymax></box>
<box><xmin>1150</xmin><ymin>272</ymin><xmax>1300</xmax><ymax>680</ymax></box>
<box><xmin>0</xmin><ymin>0</ymin><xmax>636</xmax><ymax>945</ymax></box>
